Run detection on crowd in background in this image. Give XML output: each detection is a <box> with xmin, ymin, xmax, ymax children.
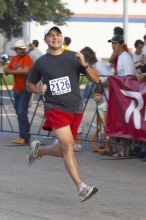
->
<box><xmin>1</xmin><ymin>26</ymin><xmax>146</xmax><ymax>162</ymax></box>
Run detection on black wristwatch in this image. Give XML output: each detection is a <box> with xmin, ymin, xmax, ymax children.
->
<box><xmin>83</xmin><ymin>64</ymin><xmax>89</xmax><ymax>69</ymax></box>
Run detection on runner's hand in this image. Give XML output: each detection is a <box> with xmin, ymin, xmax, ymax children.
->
<box><xmin>75</xmin><ymin>52</ymin><xmax>88</xmax><ymax>68</ymax></box>
<box><xmin>40</xmin><ymin>84</ymin><xmax>47</xmax><ymax>96</ymax></box>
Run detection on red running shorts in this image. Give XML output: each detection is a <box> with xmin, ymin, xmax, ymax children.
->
<box><xmin>42</xmin><ymin>109</ymin><xmax>83</xmax><ymax>140</ymax></box>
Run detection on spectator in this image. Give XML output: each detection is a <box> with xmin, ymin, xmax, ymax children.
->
<box><xmin>140</xmin><ymin>64</ymin><xmax>146</xmax><ymax>162</ymax></box>
<box><xmin>142</xmin><ymin>34</ymin><xmax>146</xmax><ymax>64</ymax></box>
<box><xmin>28</xmin><ymin>40</ymin><xmax>43</xmax><ymax>105</ymax></box>
<box><xmin>27</xmin><ymin>43</ymin><xmax>33</xmax><ymax>54</ymax></box>
<box><xmin>29</xmin><ymin>40</ymin><xmax>43</xmax><ymax>62</ymax></box>
<box><xmin>92</xmin><ymin>85</ymin><xmax>108</xmax><ymax>153</ymax></box>
<box><xmin>108</xmin><ymin>26</ymin><xmax>129</xmax><ymax>74</ymax></box>
<box><xmin>113</xmin><ymin>26</ymin><xmax>124</xmax><ymax>36</ymax></box>
<box><xmin>80</xmin><ymin>46</ymin><xmax>113</xmax><ymax>101</ymax></box>
<box><xmin>4</xmin><ymin>40</ymin><xmax>33</xmax><ymax>145</ymax></box>
<box><xmin>134</xmin><ymin>64</ymin><xmax>146</xmax><ymax>161</ymax></box>
<box><xmin>0</xmin><ymin>53</ymin><xmax>9</xmax><ymax>65</ymax></box>
<box><xmin>63</xmin><ymin>37</ymin><xmax>72</xmax><ymax>50</ymax></box>
<box><xmin>136</xmin><ymin>63</ymin><xmax>146</xmax><ymax>82</ymax></box>
<box><xmin>108</xmin><ymin>35</ymin><xmax>136</xmax><ymax>157</ymax></box>
<box><xmin>131</xmin><ymin>39</ymin><xmax>144</xmax><ymax>71</ymax></box>
<box><xmin>108</xmin><ymin>36</ymin><xmax>135</xmax><ymax>76</ymax></box>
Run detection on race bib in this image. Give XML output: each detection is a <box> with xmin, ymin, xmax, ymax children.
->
<box><xmin>49</xmin><ymin>76</ymin><xmax>71</xmax><ymax>95</ymax></box>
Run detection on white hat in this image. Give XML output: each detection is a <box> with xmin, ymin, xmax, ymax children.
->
<box><xmin>12</xmin><ymin>40</ymin><xmax>27</xmax><ymax>49</ymax></box>
<box><xmin>44</xmin><ymin>24</ymin><xmax>62</xmax><ymax>37</ymax></box>
<box><xmin>1</xmin><ymin>53</ymin><xmax>8</xmax><ymax>59</ymax></box>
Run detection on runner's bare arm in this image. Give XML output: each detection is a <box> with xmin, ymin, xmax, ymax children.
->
<box><xmin>76</xmin><ymin>52</ymin><xmax>100</xmax><ymax>85</ymax></box>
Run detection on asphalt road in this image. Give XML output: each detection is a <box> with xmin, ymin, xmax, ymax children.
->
<box><xmin>0</xmin><ymin>132</ymin><xmax>146</xmax><ymax>220</ymax></box>
<box><xmin>0</xmin><ymin>87</ymin><xmax>146</xmax><ymax>220</ymax></box>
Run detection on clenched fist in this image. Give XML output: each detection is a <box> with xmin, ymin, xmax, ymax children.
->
<box><xmin>40</xmin><ymin>84</ymin><xmax>47</xmax><ymax>96</ymax></box>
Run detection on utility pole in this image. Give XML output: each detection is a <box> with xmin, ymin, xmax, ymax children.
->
<box><xmin>123</xmin><ymin>0</ymin><xmax>128</xmax><ymax>44</ymax></box>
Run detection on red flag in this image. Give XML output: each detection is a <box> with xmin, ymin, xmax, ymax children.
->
<box><xmin>106</xmin><ymin>76</ymin><xmax>146</xmax><ymax>141</ymax></box>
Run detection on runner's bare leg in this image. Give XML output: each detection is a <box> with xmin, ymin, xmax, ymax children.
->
<box><xmin>37</xmin><ymin>126</ymin><xmax>82</xmax><ymax>190</ymax></box>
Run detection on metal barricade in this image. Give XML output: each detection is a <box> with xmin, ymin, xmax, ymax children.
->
<box><xmin>0</xmin><ymin>73</ymin><xmax>110</xmax><ymax>146</ymax></box>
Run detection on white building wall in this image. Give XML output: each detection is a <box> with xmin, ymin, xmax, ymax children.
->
<box><xmin>64</xmin><ymin>0</ymin><xmax>146</xmax><ymax>15</ymax></box>
<box><xmin>5</xmin><ymin>0</ymin><xmax>146</xmax><ymax>58</ymax></box>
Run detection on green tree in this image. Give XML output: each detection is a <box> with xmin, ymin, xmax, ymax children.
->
<box><xmin>0</xmin><ymin>0</ymin><xmax>73</xmax><ymax>40</ymax></box>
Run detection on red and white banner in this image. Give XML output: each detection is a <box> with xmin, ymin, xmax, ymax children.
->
<box><xmin>106</xmin><ymin>76</ymin><xmax>146</xmax><ymax>141</ymax></box>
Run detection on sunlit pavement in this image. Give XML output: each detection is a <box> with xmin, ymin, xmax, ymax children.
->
<box><xmin>0</xmin><ymin>131</ymin><xmax>146</xmax><ymax>220</ymax></box>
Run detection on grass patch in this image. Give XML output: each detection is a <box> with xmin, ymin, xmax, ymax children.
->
<box><xmin>4</xmin><ymin>75</ymin><xmax>13</xmax><ymax>85</ymax></box>
<box><xmin>0</xmin><ymin>74</ymin><xmax>13</xmax><ymax>85</ymax></box>
<box><xmin>0</xmin><ymin>65</ymin><xmax>13</xmax><ymax>85</ymax></box>
<box><xmin>80</xmin><ymin>74</ymin><xmax>89</xmax><ymax>85</ymax></box>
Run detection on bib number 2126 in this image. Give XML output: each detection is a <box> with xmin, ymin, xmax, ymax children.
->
<box><xmin>49</xmin><ymin>76</ymin><xmax>71</xmax><ymax>95</ymax></box>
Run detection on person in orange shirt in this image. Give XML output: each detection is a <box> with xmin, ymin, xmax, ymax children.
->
<box><xmin>4</xmin><ymin>40</ymin><xmax>33</xmax><ymax>145</ymax></box>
